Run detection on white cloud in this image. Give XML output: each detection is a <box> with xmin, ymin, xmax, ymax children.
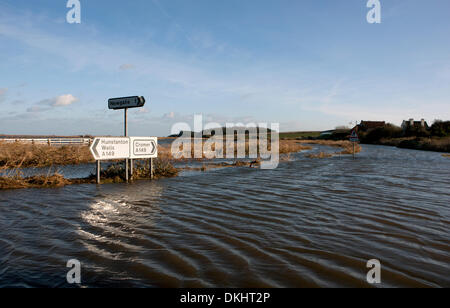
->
<box><xmin>29</xmin><ymin>94</ymin><xmax>78</xmax><ymax>112</ymax></box>
<box><xmin>52</xmin><ymin>94</ymin><xmax>78</xmax><ymax>107</ymax></box>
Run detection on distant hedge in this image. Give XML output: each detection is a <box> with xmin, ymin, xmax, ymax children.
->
<box><xmin>430</xmin><ymin>121</ymin><xmax>450</xmax><ymax>137</ymax></box>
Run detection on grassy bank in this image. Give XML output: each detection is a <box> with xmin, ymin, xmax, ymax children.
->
<box><xmin>377</xmin><ymin>137</ymin><xmax>450</xmax><ymax>153</ymax></box>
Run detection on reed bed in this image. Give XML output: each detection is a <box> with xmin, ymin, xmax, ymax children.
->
<box><xmin>297</xmin><ymin>139</ymin><xmax>362</xmax><ymax>155</ymax></box>
<box><xmin>305</xmin><ymin>152</ymin><xmax>333</xmax><ymax>159</ymax></box>
<box><xmin>0</xmin><ymin>142</ymin><xmax>93</xmax><ymax>168</ymax></box>
<box><xmin>168</xmin><ymin>139</ymin><xmax>310</xmax><ymax>160</ymax></box>
<box><xmin>0</xmin><ymin>139</ymin><xmax>309</xmax><ymax>189</ymax></box>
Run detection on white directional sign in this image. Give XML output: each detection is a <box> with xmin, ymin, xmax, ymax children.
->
<box><xmin>90</xmin><ymin>137</ymin><xmax>130</xmax><ymax>160</ymax></box>
<box><xmin>108</xmin><ymin>96</ymin><xmax>145</xmax><ymax>110</ymax></box>
<box><xmin>129</xmin><ymin>137</ymin><xmax>158</xmax><ymax>159</ymax></box>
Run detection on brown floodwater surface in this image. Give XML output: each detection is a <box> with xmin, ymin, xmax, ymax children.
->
<box><xmin>0</xmin><ymin>145</ymin><xmax>449</xmax><ymax>287</ymax></box>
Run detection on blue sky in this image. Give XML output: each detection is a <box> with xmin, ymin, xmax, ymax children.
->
<box><xmin>1</xmin><ymin>0</ymin><xmax>450</xmax><ymax>136</ymax></box>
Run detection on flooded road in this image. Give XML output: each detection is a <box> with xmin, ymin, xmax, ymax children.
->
<box><xmin>0</xmin><ymin>145</ymin><xmax>449</xmax><ymax>287</ymax></box>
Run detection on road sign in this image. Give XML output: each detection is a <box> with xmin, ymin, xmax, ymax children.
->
<box><xmin>349</xmin><ymin>130</ymin><xmax>359</xmax><ymax>142</ymax></box>
<box><xmin>129</xmin><ymin>137</ymin><xmax>158</xmax><ymax>159</ymax></box>
<box><xmin>90</xmin><ymin>137</ymin><xmax>130</xmax><ymax>160</ymax></box>
<box><xmin>108</xmin><ymin>96</ymin><xmax>145</xmax><ymax>110</ymax></box>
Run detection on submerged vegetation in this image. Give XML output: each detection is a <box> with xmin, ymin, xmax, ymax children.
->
<box><xmin>306</xmin><ymin>152</ymin><xmax>333</xmax><ymax>159</ymax></box>
<box><xmin>0</xmin><ymin>171</ymin><xmax>70</xmax><ymax>190</ymax></box>
<box><xmin>0</xmin><ymin>138</ymin><xmax>359</xmax><ymax>190</ymax></box>
<box><xmin>299</xmin><ymin>140</ymin><xmax>362</xmax><ymax>155</ymax></box>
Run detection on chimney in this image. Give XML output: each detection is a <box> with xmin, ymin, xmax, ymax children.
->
<box><xmin>410</xmin><ymin>118</ymin><xmax>414</xmax><ymax>126</ymax></box>
<box><xmin>421</xmin><ymin>119</ymin><xmax>425</xmax><ymax>127</ymax></box>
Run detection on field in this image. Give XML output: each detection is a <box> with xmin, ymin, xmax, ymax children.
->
<box><xmin>279</xmin><ymin>131</ymin><xmax>321</xmax><ymax>139</ymax></box>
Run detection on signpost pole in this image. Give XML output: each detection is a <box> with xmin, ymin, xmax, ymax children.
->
<box><xmin>150</xmin><ymin>158</ymin><xmax>154</xmax><ymax>179</ymax></box>
<box><xmin>130</xmin><ymin>159</ymin><xmax>133</xmax><ymax>179</ymax></box>
<box><xmin>96</xmin><ymin>160</ymin><xmax>101</xmax><ymax>184</ymax></box>
<box><xmin>124</xmin><ymin>108</ymin><xmax>129</xmax><ymax>182</ymax></box>
<box><xmin>107</xmin><ymin>96</ymin><xmax>148</xmax><ymax>182</ymax></box>
<box><xmin>353</xmin><ymin>142</ymin><xmax>355</xmax><ymax>160</ymax></box>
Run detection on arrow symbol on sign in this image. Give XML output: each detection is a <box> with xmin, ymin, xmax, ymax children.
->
<box><xmin>90</xmin><ymin>139</ymin><xmax>100</xmax><ymax>159</ymax></box>
<box><xmin>150</xmin><ymin>141</ymin><xmax>156</xmax><ymax>154</ymax></box>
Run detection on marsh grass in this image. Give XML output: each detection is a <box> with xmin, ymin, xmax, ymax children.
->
<box><xmin>169</xmin><ymin>139</ymin><xmax>311</xmax><ymax>161</ymax></box>
<box><xmin>297</xmin><ymin>140</ymin><xmax>362</xmax><ymax>155</ymax></box>
<box><xmin>181</xmin><ymin>159</ymin><xmax>261</xmax><ymax>172</ymax></box>
<box><xmin>0</xmin><ymin>142</ymin><xmax>93</xmax><ymax>168</ymax></box>
<box><xmin>306</xmin><ymin>152</ymin><xmax>333</xmax><ymax>159</ymax></box>
<box><xmin>0</xmin><ymin>170</ymin><xmax>70</xmax><ymax>190</ymax></box>
<box><xmin>0</xmin><ymin>139</ymin><xmax>306</xmax><ymax>189</ymax></box>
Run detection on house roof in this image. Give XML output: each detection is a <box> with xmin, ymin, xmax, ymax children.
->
<box><xmin>402</xmin><ymin>120</ymin><xmax>429</xmax><ymax>128</ymax></box>
<box><xmin>358</xmin><ymin>121</ymin><xmax>386</xmax><ymax>130</ymax></box>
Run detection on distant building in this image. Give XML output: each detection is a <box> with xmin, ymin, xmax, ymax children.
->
<box><xmin>320</xmin><ymin>130</ymin><xmax>334</xmax><ymax>137</ymax></box>
<box><xmin>401</xmin><ymin>118</ymin><xmax>429</xmax><ymax>131</ymax></box>
<box><xmin>356</xmin><ymin>121</ymin><xmax>386</xmax><ymax>132</ymax></box>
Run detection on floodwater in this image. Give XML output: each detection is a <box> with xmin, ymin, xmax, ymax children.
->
<box><xmin>0</xmin><ymin>144</ymin><xmax>449</xmax><ymax>287</ymax></box>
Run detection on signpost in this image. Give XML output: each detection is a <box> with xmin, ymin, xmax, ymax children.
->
<box><xmin>90</xmin><ymin>137</ymin><xmax>130</xmax><ymax>184</ymax></box>
<box><xmin>129</xmin><ymin>137</ymin><xmax>158</xmax><ymax>159</ymax></box>
<box><xmin>89</xmin><ymin>96</ymin><xmax>158</xmax><ymax>184</ymax></box>
<box><xmin>90</xmin><ymin>137</ymin><xmax>158</xmax><ymax>183</ymax></box>
<box><xmin>129</xmin><ymin>137</ymin><xmax>158</xmax><ymax>180</ymax></box>
<box><xmin>90</xmin><ymin>137</ymin><xmax>131</xmax><ymax>161</ymax></box>
<box><xmin>108</xmin><ymin>96</ymin><xmax>145</xmax><ymax>110</ymax></box>
<box><xmin>349</xmin><ymin>130</ymin><xmax>359</xmax><ymax>159</ymax></box>
<box><xmin>108</xmin><ymin>96</ymin><xmax>146</xmax><ymax>182</ymax></box>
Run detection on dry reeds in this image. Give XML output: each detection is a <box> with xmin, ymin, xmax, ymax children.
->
<box><xmin>306</xmin><ymin>152</ymin><xmax>333</xmax><ymax>159</ymax></box>
<box><xmin>297</xmin><ymin>140</ymin><xmax>362</xmax><ymax>155</ymax></box>
<box><xmin>0</xmin><ymin>142</ymin><xmax>93</xmax><ymax>168</ymax></box>
<box><xmin>0</xmin><ymin>173</ymin><xmax>70</xmax><ymax>190</ymax></box>
<box><xmin>165</xmin><ymin>139</ymin><xmax>310</xmax><ymax>161</ymax></box>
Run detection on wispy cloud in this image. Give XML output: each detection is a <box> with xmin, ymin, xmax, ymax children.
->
<box><xmin>119</xmin><ymin>64</ymin><xmax>135</xmax><ymax>71</ymax></box>
<box><xmin>26</xmin><ymin>94</ymin><xmax>78</xmax><ymax>113</ymax></box>
<box><xmin>0</xmin><ymin>88</ymin><xmax>7</xmax><ymax>103</ymax></box>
